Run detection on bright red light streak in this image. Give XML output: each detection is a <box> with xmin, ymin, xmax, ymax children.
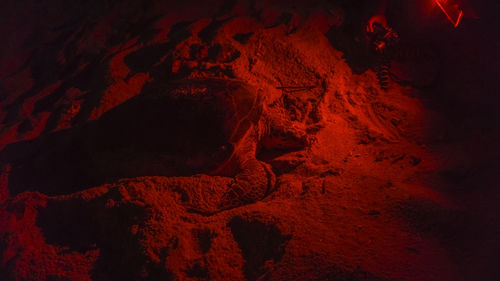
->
<box><xmin>435</xmin><ymin>0</ymin><xmax>463</xmax><ymax>27</ymax></box>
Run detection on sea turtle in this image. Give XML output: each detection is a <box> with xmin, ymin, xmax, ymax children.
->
<box><xmin>0</xmin><ymin>78</ymin><xmax>278</xmax><ymax>214</ymax></box>
<box><xmin>107</xmin><ymin>78</ymin><xmax>278</xmax><ymax>214</ymax></box>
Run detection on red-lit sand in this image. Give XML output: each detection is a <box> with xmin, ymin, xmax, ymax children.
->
<box><xmin>1</xmin><ymin>1</ymin><xmax>499</xmax><ymax>281</ymax></box>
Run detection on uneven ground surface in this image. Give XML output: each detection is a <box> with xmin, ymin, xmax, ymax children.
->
<box><xmin>1</xmin><ymin>0</ymin><xmax>499</xmax><ymax>280</ymax></box>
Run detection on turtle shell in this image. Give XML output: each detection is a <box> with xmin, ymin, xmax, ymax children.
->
<box><xmin>0</xmin><ymin>79</ymin><xmax>263</xmax><ymax>196</ymax></box>
<box><xmin>163</xmin><ymin>78</ymin><xmax>263</xmax><ymax>145</ymax></box>
<box><xmin>90</xmin><ymin>78</ymin><xmax>263</xmax><ymax>177</ymax></box>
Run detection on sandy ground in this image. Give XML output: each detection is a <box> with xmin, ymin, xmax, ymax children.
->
<box><xmin>0</xmin><ymin>0</ymin><xmax>499</xmax><ymax>280</ymax></box>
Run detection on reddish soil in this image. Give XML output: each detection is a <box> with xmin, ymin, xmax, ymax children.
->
<box><xmin>1</xmin><ymin>0</ymin><xmax>499</xmax><ymax>280</ymax></box>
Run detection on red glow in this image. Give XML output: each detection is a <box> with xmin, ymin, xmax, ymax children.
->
<box><xmin>435</xmin><ymin>0</ymin><xmax>463</xmax><ymax>27</ymax></box>
<box><xmin>0</xmin><ymin>1</ymin><xmax>498</xmax><ymax>280</ymax></box>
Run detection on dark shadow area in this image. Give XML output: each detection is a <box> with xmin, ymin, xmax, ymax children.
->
<box><xmin>0</xmin><ymin>237</ymin><xmax>15</xmax><ymax>281</ymax></box>
<box><xmin>393</xmin><ymin>199</ymin><xmax>470</xmax><ymax>248</ymax></box>
<box><xmin>228</xmin><ymin>216</ymin><xmax>291</xmax><ymax>281</ymax></box>
<box><xmin>198</xmin><ymin>18</ymin><xmax>231</xmax><ymax>44</ymax></box>
<box><xmin>194</xmin><ymin>228</ymin><xmax>214</xmax><ymax>254</ymax></box>
<box><xmin>36</xmin><ymin>192</ymin><xmax>174</xmax><ymax>281</ymax></box>
<box><xmin>316</xmin><ymin>266</ymin><xmax>390</xmax><ymax>281</ymax></box>
<box><xmin>325</xmin><ymin>1</ymin><xmax>381</xmax><ymax>74</ymax></box>
<box><xmin>323</xmin><ymin>267</ymin><xmax>391</xmax><ymax>281</ymax></box>
<box><xmin>185</xmin><ymin>263</ymin><xmax>210</xmax><ymax>280</ymax></box>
